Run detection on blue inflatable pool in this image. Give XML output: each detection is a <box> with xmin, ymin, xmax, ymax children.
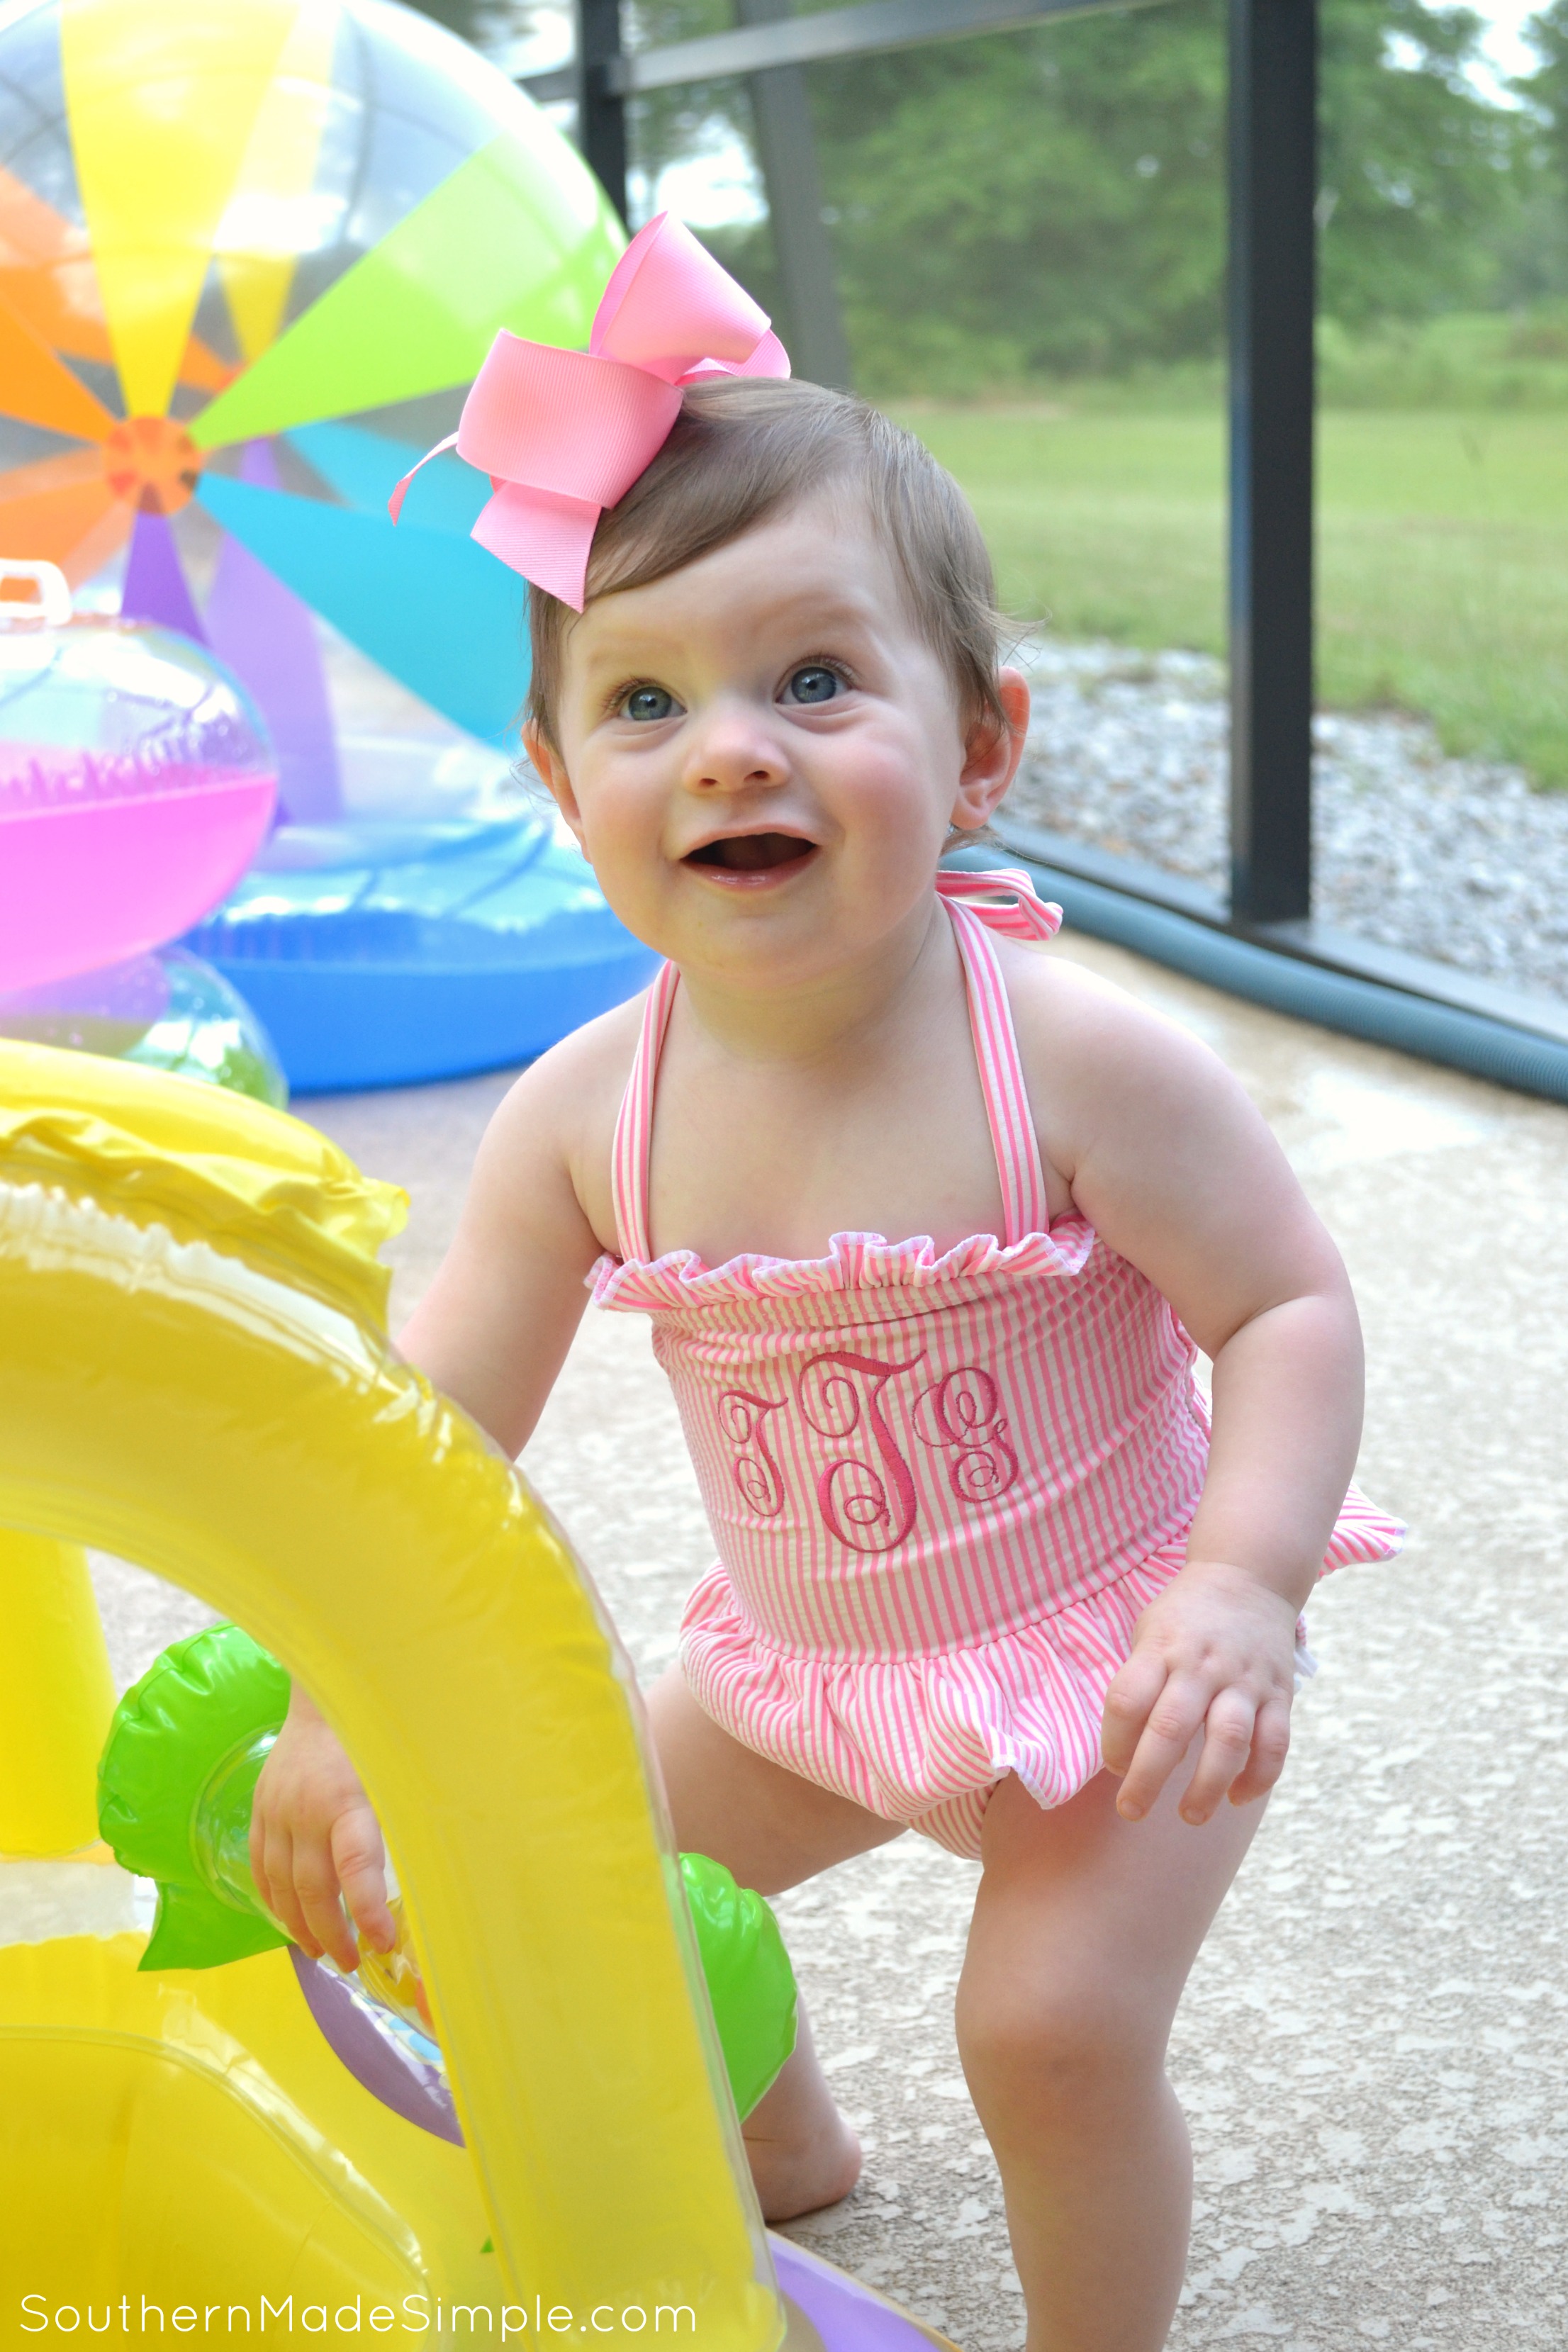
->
<box><xmin>184</xmin><ymin>737</ymin><xmax>657</xmax><ymax>1094</ymax></box>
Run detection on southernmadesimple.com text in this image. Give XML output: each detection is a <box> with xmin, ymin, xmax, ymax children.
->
<box><xmin>18</xmin><ymin>2296</ymin><xmax>698</xmax><ymax>2337</ymax></box>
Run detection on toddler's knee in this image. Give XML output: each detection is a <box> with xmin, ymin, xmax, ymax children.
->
<box><xmin>956</xmin><ymin>1973</ymin><xmax>1160</xmax><ymax>2113</ymax></box>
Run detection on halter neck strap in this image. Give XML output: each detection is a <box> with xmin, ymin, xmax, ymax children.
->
<box><xmin>937</xmin><ymin>873</ymin><xmax>1058</xmax><ymax>1242</ymax></box>
<box><xmin>610</xmin><ymin>957</ymin><xmax>679</xmax><ymax>1265</ymax></box>
<box><xmin>608</xmin><ymin>868</ymin><xmax>1063</xmax><ymax>1262</ymax></box>
<box><xmin>934</xmin><ymin>865</ymin><xmax>1064</xmax><ymax>944</ymax></box>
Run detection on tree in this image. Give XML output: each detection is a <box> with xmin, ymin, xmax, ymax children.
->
<box><xmin>624</xmin><ymin>0</ymin><xmax>750</xmax><ymax>203</ymax></box>
<box><xmin>802</xmin><ymin>0</ymin><xmax>1230</xmax><ymax>387</ymax></box>
<box><xmin>1318</xmin><ymin>0</ymin><xmax>1534</xmax><ymax>323</ymax></box>
<box><xmin>679</xmin><ymin>0</ymin><xmax>1541</xmax><ymax>391</ymax></box>
<box><xmin>1505</xmin><ymin>0</ymin><xmax>1568</xmax><ymax>308</ymax></box>
<box><xmin>1520</xmin><ymin>0</ymin><xmax>1568</xmax><ymax>183</ymax></box>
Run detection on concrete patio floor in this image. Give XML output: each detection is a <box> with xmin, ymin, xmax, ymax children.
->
<box><xmin>91</xmin><ymin>931</ymin><xmax>1568</xmax><ymax>2351</ymax></box>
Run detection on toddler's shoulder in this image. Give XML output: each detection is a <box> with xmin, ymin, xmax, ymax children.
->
<box><xmin>993</xmin><ymin>931</ymin><xmax>1253</xmax><ymax>1141</ymax></box>
<box><xmin>491</xmin><ymin>985</ymin><xmax>643</xmax><ymax>1115</ymax></box>
<box><xmin>474</xmin><ymin>989</ymin><xmax>648</xmax><ymax>1215</ymax></box>
<box><xmin>997</xmin><ymin>931</ymin><xmax>1212</xmax><ymax>1065</ymax></box>
<box><xmin>503</xmin><ymin>990</ymin><xmax>645</xmax><ymax>1117</ymax></box>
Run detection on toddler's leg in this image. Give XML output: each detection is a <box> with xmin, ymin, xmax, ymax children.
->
<box><xmin>956</xmin><ymin>1759</ymin><xmax>1264</xmax><ymax>2352</ymax></box>
<box><xmin>645</xmin><ymin>1666</ymin><xmax>901</xmax><ymax>2222</ymax></box>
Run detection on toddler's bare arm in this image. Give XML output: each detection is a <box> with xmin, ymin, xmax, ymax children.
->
<box><xmin>1012</xmin><ymin>951</ymin><xmax>1364</xmax><ymax>1825</ymax></box>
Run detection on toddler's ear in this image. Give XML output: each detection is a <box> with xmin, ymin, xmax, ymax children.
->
<box><xmin>951</xmin><ymin>667</ymin><xmax>1029</xmax><ymax>833</ymax></box>
<box><xmin>522</xmin><ymin>720</ymin><xmax>587</xmax><ymax>853</ymax></box>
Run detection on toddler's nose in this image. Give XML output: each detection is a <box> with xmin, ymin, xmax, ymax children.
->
<box><xmin>681</xmin><ymin>703</ymin><xmax>789</xmax><ymax>795</ymax></box>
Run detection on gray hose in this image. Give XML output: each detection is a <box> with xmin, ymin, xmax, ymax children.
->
<box><xmin>946</xmin><ymin>846</ymin><xmax>1568</xmax><ymax>1105</ymax></box>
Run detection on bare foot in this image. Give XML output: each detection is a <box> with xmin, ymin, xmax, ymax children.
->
<box><xmin>745</xmin><ymin>2108</ymin><xmax>863</xmax><ymax>2223</ymax></box>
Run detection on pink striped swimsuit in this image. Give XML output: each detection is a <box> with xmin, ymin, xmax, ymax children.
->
<box><xmin>590</xmin><ymin>870</ymin><xmax>1404</xmax><ymax>1858</ymax></box>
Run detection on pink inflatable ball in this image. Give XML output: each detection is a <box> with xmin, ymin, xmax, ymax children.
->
<box><xmin>0</xmin><ymin>561</ymin><xmax>277</xmax><ymax>994</ymax></box>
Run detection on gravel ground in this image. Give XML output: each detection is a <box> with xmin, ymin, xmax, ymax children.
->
<box><xmin>86</xmin><ymin>934</ymin><xmax>1568</xmax><ymax>2351</ymax></box>
<box><xmin>1005</xmin><ymin>644</ymin><xmax>1568</xmax><ymax>1004</ymax></box>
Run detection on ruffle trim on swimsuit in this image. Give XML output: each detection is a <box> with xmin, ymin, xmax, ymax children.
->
<box><xmin>679</xmin><ymin>1490</ymin><xmax>1406</xmax><ymax>1861</ymax></box>
<box><xmin>588</xmin><ymin>1214</ymin><xmax>1100</xmax><ymax>1318</ymax></box>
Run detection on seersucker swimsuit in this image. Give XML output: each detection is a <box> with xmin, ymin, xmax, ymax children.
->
<box><xmin>590</xmin><ymin>868</ymin><xmax>1405</xmax><ymax>1859</ymax></box>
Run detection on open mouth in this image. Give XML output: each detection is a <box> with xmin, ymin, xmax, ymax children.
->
<box><xmin>684</xmin><ymin>832</ymin><xmax>815</xmax><ymax>874</ymax></box>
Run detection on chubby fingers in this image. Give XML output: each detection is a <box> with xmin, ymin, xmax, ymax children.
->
<box><xmin>1172</xmin><ymin>1685</ymin><xmax>1265</xmax><ymax>1824</ymax></box>
<box><xmin>1226</xmin><ymin>1695</ymin><xmax>1293</xmax><ymax>1810</ymax></box>
<box><xmin>1100</xmin><ymin>1647</ymin><xmax>1170</xmax><ymax>1785</ymax></box>
<box><xmin>332</xmin><ymin>1805</ymin><xmax>395</xmax><ymax>1957</ymax></box>
<box><xmin>250</xmin><ymin>1818</ymin><xmax>332</xmax><ymax>1963</ymax></box>
<box><xmin>1176</xmin><ymin>1689</ymin><xmax>1293</xmax><ymax>1823</ymax></box>
<box><xmin>248</xmin><ymin>1801</ymin><xmax>364</xmax><ymax>1969</ymax></box>
<box><xmin>1103</xmin><ymin>1658</ymin><xmax>1215</xmax><ymax>1821</ymax></box>
<box><xmin>288</xmin><ymin>1837</ymin><xmax>362</xmax><ymax>1971</ymax></box>
<box><xmin>248</xmin><ymin>1793</ymin><xmax>320</xmax><ymax>1959</ymax></box>
<box><xmin>1104</xmin><ymin>1671</ymin><xmax>1293</xmax><ymax>1825</ymax></box>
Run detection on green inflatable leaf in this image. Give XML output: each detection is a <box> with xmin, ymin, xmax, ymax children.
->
<box><xmin>98</xmin><ymin>1623</ymin><xmax>291</xmax><ymax>1971</ymax></box>
<box><xmin>141</xmin><ymin>1883</ymin><xmax>286</xmax><ymax>1973</ymax></box>
<box><xmin>192</xmin><ymin>130</ymin><xmax>624</xmax><ymax>452</ymax></box>
<box><xmin>681</xmin><ymin>1852</ymin><xmax>797</xmax><ymax>2119</ymax></box>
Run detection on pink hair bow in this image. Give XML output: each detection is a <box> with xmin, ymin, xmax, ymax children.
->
<box><xmin>388</xmin><ymin>212</ymin><xmax>790</xmax><ymax>610</ymax></box>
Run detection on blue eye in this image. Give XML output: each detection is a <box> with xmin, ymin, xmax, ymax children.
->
<box><xmin>786</xmin><ymin>666</ymin><xmax>841</xmax><ymax>705</ymax></box>
<box><xmin>622</xmin><ymin>685</ymin><xmax>676</xmax><ymax>722</ymax></box>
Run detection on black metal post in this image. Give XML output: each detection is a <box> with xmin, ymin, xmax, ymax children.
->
<box><xmin>578</xmin><ymin>0</ymin><xmax>629</xmax><ymax>225</ymax></box>
<box><xmin>1226</xmin><ymin>0</ymin><xmax>1316</xmax><ymax>925</ymax></box>
<box><xmin>736</xmin><ymin>0</ymin><xmax>854</xmax><ymax>386</ymax></box>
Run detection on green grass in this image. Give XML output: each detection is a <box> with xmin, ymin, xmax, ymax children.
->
<box><xmin>896</xmin><ymin>403</ymin><xmax>1568</xmax><ymax>788</ymax></box>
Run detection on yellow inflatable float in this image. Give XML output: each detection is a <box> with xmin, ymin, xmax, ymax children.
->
<box><xmin>0</xmin><ymin>1042</ymin><xmax>953</xmax><ymax>2345</ymax></box>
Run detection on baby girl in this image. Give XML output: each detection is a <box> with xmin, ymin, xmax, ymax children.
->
<box><xmin>253</xmin><ymin>218</ymin><xmax>1399</xmax><ymax>2352</ymax></box>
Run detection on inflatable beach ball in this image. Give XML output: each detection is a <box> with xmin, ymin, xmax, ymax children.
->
<box><xmin>0</xmin><ymin>557</ymin><xmax>288</xmax><ymax>1103</ymax></box>
<box><xmin>0</xmin><ymin>563</ymin><xmax>276</xmax><ymax>994</ymax></box>
<box><xmin>0</xmin><ymin>0</ymin><xmax>624</xmax><ymax>809</ymax></box>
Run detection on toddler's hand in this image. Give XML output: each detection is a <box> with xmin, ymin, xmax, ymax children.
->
<box><xmin>1100</xmin><ymin>1559</ymin><xmax>1299</xmax><ymax>1826</ymax></box>
<box><xmin>250</xmin><ymin>1686</ymin><xmax>396</xmax><ymax>1971</ymax></box>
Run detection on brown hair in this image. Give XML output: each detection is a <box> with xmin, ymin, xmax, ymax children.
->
<box><xmin>525</xmin><ymin>376</ymin><xmax>1007</xmax><ymax>749</ymax></box>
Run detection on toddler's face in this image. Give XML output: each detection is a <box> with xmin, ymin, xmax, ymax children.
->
<box><xmin>525</xmin><ymin>490</ymin><xmax>1026</xmax><ymax>985</ymax></box>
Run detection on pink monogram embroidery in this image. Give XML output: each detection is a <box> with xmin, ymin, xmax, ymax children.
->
<box><xmin>717</xmin><ymin>1353</ymin><xmax>1021</xmax><ymax>1550</ymax></box>
<box><xmin>913</xmin><ymin>1367</ymin><xmax>1019</xmax><ymax>1503</ymax></box>
<box><xmin>718</xmin><ymin>1388</ymin><xmax>788</xmax><ymax>1517</ymax></box>
<box><xmin>797</xmin><ymin>1350</ymin><xmax>922</xmax><ymax>1554</ymax></box>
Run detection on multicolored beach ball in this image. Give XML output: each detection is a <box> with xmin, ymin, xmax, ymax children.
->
<box><xmin>0</xmin><ymin>0</ymin><xmax>623</xmax><ymax>812</ymax></box>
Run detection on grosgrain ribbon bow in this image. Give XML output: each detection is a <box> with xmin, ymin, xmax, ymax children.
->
<box><xmin>388</xmin><ymin>212</ymin><xmax>790</xmax><ymax>610</ymax></box>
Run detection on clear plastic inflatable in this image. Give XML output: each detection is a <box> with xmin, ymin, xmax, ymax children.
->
<box><xmin>0</xmin><ymin>942</ymin><xmax>288</xmax><ymax>1104</ymax></box>
<box><xmin>0</xmin><ymin>0</ymin><xmax>622</xmax><ymax>793</ymax></box>
<box><xmin>0</xmin><ymin>0</ymin><xmax>650</xmax><ymax>1091</ymax></box>
<box><xmin>186</xmin><ymin>783</ymin><xmax>659</xmax><ymax>1092</ymax></box>
<box><xmin>0</xmin><ymin>558</ymin><xmax>287</xmax><ymax>1099</ymax></box>
<box><xmin>0</xmin><ymin>562</ymin><xmax>276</xmax><ymax>992</ymax></box>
